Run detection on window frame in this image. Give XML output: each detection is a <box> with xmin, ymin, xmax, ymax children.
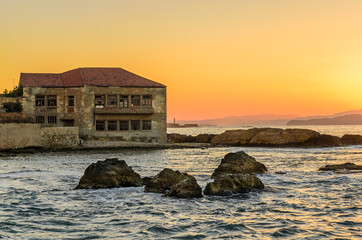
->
<box><xmin>96</xmin><ymin>120</ymin><xmax>105</xmax><ymax>131</ymax></box>
<box><xmin>131</xmin><ymin>120</ymin><xmax>140</xmax><ymax>130</ymax></box>
<box><xmin>35</xmin><ymin>116</ymin><xmax>45</xmax><ymax>123</ymax></box>
<box><xmin>68</xmin><ymin>95</ymin><xmax>75</xmax><ymax>107</ymax></box>
<box><xmin>142</xmin><ymin>120</ymin><xmax>152</xmax><ymax>131</ymax></box>
<box><xmin>35</xmin><ymin>95</ymin><xmax>45</xmax><ymax>107</ymax></box>
<box><xmin>107</xmin><ymin>95</ymin><xmax>117</xmax><ymax>107</ymax></box>
<box><xmin>47</xmin><ymin>95</ymin><xmax>57</xmax><ymax>108</ymax></box>
<box><xmin>95</xmin><ymin>95</ymin><xmax>105</xmax><ymax>107</ymax></box>
<box><xmin>47</xmin><ymin>115</ymin><xmax>57</xmax><ymax>124</ymax></box>
<box><xmin>107</xmin><ymin>120</ymin><xmax>117</xmax><ymax>131</ymax></box>
<box><xmin>119</xmin><ymin>120</ymin><xmax>129</xmax><ymax>131</ymax></box>
<box><xmin>142</xmin><ymin>95</ymin><xmax>152</xmax><ymax>107</ymax></box>
<box><xmin>131</xmin><ymin>95</ymin><xmax>141</xmax><ymax>107</ymax></box>
<box><xmin>119</xmin><ymin>95</ymin><xmax>129</xmax><ymax>108</ymax></box>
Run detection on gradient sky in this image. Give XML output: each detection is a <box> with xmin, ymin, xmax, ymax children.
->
<box><xmin>1</xmin><ymin>0</ymin><xmax>361</xmax><ymax>120</ymax></box>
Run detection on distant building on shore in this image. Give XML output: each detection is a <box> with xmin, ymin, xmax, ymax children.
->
<box><xmin>167</xmin><ymin>118</ymin><xmax>198</xmax><ymax>128</ymax></box>
<box><xmin>20</xmin><ymin>67</ymin><xmax>167</xmax><ymax>142</ymax></box>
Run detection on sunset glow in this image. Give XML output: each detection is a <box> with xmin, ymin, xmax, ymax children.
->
<box><xmin>1</xmin><ymin>0</ymin><xmax>361</xmax><ymax>120</ymax></box>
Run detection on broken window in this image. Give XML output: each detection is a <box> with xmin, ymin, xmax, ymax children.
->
<box><xmin>107</xmin><ymin>95</ymin><xmax>117</xmax><ymax>107</ymax></box>
<box><xmin>142</xmin><ymin>95</ymin><xmax>152</xmax><ymax>107</ymax></box>
<box><xmin>47</xmin><ymin>95</ymin><xmax>57</xmax><ymax>107</ymax></box>
<box><xmin>35</xmin><ymin>116</ymin><xmax>45</xmax><ymax>123</ymax></box>
<box><xmin>48</xmin><ymin>116</ymin><xmax>57</xmax><ymax>124</ymax></box>
<box><xmin>119</xmin><ymin>95</ymin><xmax>129</xmax><ymax>108</ymax></box>
<box><xmin>142</xmin><ymin>120</ymin><xmax>152</xmax><ymax>130</ymax></box>
<box><xmin>35</xmin><ymin>95</ymin><xmax>45</xmax><ymax>107</ymax></box>
<box><xmin>95</xmin><ymin>95</ymin><xmax>105</xmax><ymax>107</ymax></box>
<box><xmin>119</xmin><ymin>120</ymin><xmax>129</xmax><ymax>130</ymax></box>
<box><xmin>131</xmin><ymin>95</ymin><xmax>140</xmax><ymax>107</ymax></box>
<box><xmin>68</xmin><ymin>95</ymin><xmax>75</xmax><ymax>107</ymax></box>
<box><xmin>131</xmin><ymin>120</ymin><xmax>140</xmax><ymax>130</ymax></box>
<box><xmin>107</xmin><ymin>120</ymin><xmax>117</xmax><ymax>131</ymax></box>
<box><xmin>96</xmin><ymin>120</ymin><xmax>105</xmax><ymax>131</ymax></box>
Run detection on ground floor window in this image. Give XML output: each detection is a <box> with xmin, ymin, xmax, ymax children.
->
<box><xmin>107</xmin><ymin>120</ymin><xmax>117</xmax><ymax>131</ymax></box>
<box><xmin>119</xmin><ymin>120</ymin><xmax>129</xmax><ymax>130</ymax></box>
<box><xmin>131</xmin><ymin>120</ymin><xmax>140</xmax><ymax>130</ymax></box>
<box><xmin>35</xmin><ymin>116</ymin><xmax>45</xmax><ymax>123</ymax></box>
<box><xmin>48</xmin><ymin>116</ymin><xmax>57</xmax><ymax>124</ymax></box>
<box><xmin>96</xmin><ymin>120</ymin><xmax>105</xmax><ymax>131</ymax></box>
<box><xmin>142</xmin><ymin>120</ymin><xmax>151</xmax><ymax>130</ymax></box>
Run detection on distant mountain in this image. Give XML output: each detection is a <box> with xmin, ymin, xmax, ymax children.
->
<box><xmin>287</xmin><ymin>114</ymin><xmax>362</xmax><ymax>125</ymax></box>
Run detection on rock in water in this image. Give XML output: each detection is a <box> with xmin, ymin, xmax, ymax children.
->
<box><xmin>341</xmin><ymin>134</ymin><xmax>362</xmax><ymax>145</ymax></box>
<box><xmin>164</xmin><ymin>177</ymin><xmax>203</xmax><ymax>198</ymax></box>
<box><xmin>204</xmin><ymin>174</ymin><xmax>264</xmax><ymax>196</ymax></box>
<box><xmin>75</xmin><ymin>158</ymin><xmax>142</xmax><ymax>189</ymax></box>
<box><xmin>318</xmin><ymin>162</ymin><xmax>362</xmax><ymax>171</ymax></box>
<box><xmin>211</xmin><ymin>151</ymin><xmax>267</xmax><ymax>178</ymax></box>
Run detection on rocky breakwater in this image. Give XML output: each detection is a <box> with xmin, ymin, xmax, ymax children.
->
<box><xmin>204</xmin><ymin>151</ymin><xmax>267</xmax><ymax>196</ymax></box>
<box><xmin>144</xmin><ymin>168</ymin><xmax>203</xmax><ymax>198</ymax></box>
<box><xmin>75</xmin><ymin>158</ymin><xmax>142</xmax><ymax>189</ymax></box>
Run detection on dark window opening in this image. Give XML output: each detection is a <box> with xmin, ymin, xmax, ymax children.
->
<box><xmin>35</xmin><ymin>116</ymin><xmax>45</xmax><ymax>123</ymax></box>
<box><xmin>131</xmin><ymin>120</ymin><xmax>140</xmax><ymax>130</ymax></box>
<box><xmin>48</xmin><ymin>116</ymin><xmax>57</xmax><ymax>124</ymax></box>
<box><xmin>108</xmin><ymin>120</ymin><xmax>117</xmax><ymax>131</ymax></box>
<box><xmin>68</xmin><ymin>95</ymin><xmax>75</xmax><ymax>107</ymax></box>
<box><xmin>63</xmin><ymin>120</ymin><xmax>74</xmax><ymax>127</ymax></box>
<box><xmin>107</xmin><ymin>95</ymin><xmax>117</xmax><ymax>107</ymax></box>
<box><xmin>95</xmin><ymin>95</ymin><xmax>105</xmax><ymax>107</ymax></box>
<box><xmin>96</xmin><ymin>120</ymin><xmax>105</xmax><ymax>131</ymax></box>
<box><xmin>142</xmin><ymin>95</ymin><xmax>152</xmax><ymax>107</ymax></box>
<box><xmin>142</xmin><ymin>120</ymin><xmax>152</xmax><ymax>130</ymax></box>
<box><xmin>47</xmin><ymin>95</ymin><xmax>57</xmax><ymax>107</ymax></box>
<box><xmin>131</xmin><ymin>95</ymin><xmax>140</xmax><ymax>107</ymax></box>
<box><xmin>119</xmin><ymin>120</ymin><xmax>129</xmax><ymax>130</ymax></box>
<box><xmin>35</xmin><ymin>95</ymin><xmax>45</xmax><ymax>107</ymax></box>
<box><xmin>119</xmin><ymin>95</ymin><xmax>129</xmax><ymax>108</ymax></box>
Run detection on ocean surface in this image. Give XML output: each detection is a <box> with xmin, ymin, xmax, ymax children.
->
<box><xmin>1</xmin><ymin>126</ymin><xmax>361</xmax><ymax>239</ymax></box>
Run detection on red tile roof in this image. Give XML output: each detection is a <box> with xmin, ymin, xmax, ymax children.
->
<box><xmin>20</xmin><ymin>67</ymin><xmax>166</xmax><ymax>88</ymax></box>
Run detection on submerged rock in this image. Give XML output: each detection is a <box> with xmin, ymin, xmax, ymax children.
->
<box><xmin>164</xmin><ymin>177</ymin><xmax>203</xmax><ymax>198</ymax></box>
<box><xmin>75</xmin><ymin>158</ymin><xmax>142</xmax><ymax>189</ymax></box>
<box><xmin>204</xmin><ymin>174</ymin><xmax>264</xmax><ymax>196</ymax></box>
<box><xmin>211</xmin><ymin>151</ymin><xmax>267</xmax><ymax>178</ymax></box>
<box><xmin>318</xmin><ymin>162</ymin><xmax>362</xmax><ymax>171</ymax></box>
<box><xmin>341</xmin><ymin>134</ymin><xmax>362</xmax><ymax>145</ymax></box>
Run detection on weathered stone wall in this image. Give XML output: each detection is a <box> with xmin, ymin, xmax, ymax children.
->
<box><xmin>0</xmin><ymin>97</ymin><xmax>23</xmax><ymax>106</ymax></box>
<box><xmin>0</xmin><ymin>123</ymin><xmax>41</xmax><ymax>150</ymax></box>
<box><xmin>41</xmin><ymin>127</ymin><xmax>79</xmax><ymax>149</ymax></box>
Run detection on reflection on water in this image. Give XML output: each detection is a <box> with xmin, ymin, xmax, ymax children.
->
<box><xmin>1</xmin><ymin>126</ymin><xmax>362</xmax><ymax>239</ymax></box>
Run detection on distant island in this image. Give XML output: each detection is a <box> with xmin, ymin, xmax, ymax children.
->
<box><xmin>287</xmin><ymin>114</ymin><xmax>362</xmax><ymax>125</ymax></box>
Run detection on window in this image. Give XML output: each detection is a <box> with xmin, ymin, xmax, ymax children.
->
<box><xmin>48</xmin><ymin>116</ymin><xmax>57</xmax><ymax>124</ymax></box>
<box><xmin>131</xmin><ymin>95</ymin><xmax>140</xmax><ymax>107</ymax></box>
<box><xmin>95</xmin><ymin>95</ymin><xmax>105</xmax><ymax>106</ymax></box>
<box><xmin>35</xmin><ymin>95</ymin><xmax>45</xmax><ymax>107</ymax></box>
<box><xmin>47</xmin><ymin>95</ymin><xmax>57</xmax><ymax>107</ymax></box>
<box><xmin>107</xmin><ymin>95</ymin><xmax>117</xmax><ymax>107</ymax></box>
<box><xmin>68</xmin><ymin>95</ymin><xmax>75</xmax><ymax>107</ymax></box>
<box><xmin>119</xmin><ymin>95</ymin><xmax>129</xmax><ymax>108</ymax></box>
<box><xmin>96</xmin><ymin>120</ymin><xmax>105</xmax><ymax>131</ymax></box>
<box><xmin>108</xmin><ymin>120</ymin><xmax>117</xmax><ymax>131</ymax></box>
<box><xmin>131</xmin><ymin>120</ymin><xmax>140</xmax><ymax>130</ymax></box>
<box><xmin>142</xmin><ymin>95</ymin><xmax>152</xmax><ymax>107</ymax></box>
<box><xmin>35</xmin><ymin>116</ymin><xmax>45</xmax><ymax>123</ymax></box>
<box><xmin>142</xmin><ymin>120</ymin><xmax>152</xmax><ymax>130</ymax></box>
<box><xmin>119</xmin><ymin>120</ymin><xmax>129</xmax><ymax>131</ymax></box>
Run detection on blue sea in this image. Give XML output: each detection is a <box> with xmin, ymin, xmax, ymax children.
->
<box><xmin>1</xmin><ymin>126</ymin><xmax>361</xmax><ymax>239</ymax></box>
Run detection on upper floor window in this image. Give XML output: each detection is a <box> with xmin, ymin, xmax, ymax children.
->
<box><xmin>35</xmin><ymin>95</ymin><xmax>45</xmax><ymax>107</ymax></box>
<box><xmin>119</xmin><ymin>95</ymin><xmax>128</xmax><ymax>108</ymax></box>
<box><xmin>131</xmin><ymin>95</ymin><xmax>140</xmax><ymax>107</ymax></box>
<box><xmin>107</xmin><ymin>95</ymin><xmax>117</xmax><ymax>107</ymax></box>
<box><xmin>142</xmin><ymin>95</ymin><xmax>152</xmax><ymax>107</ymax></box>
<box><xmin>47</xmin><ymin>95</ymin><xmax>57</xmax><ymax>107</ymax></box>
<box><xmin>68</xmin><ymin>95</ymin><xmax>75</xmax><ymax>107</ymax></box>
<box><xmin>95</xmin><ymin>95</ymin><xmax>105</xmax><ymax>107</ymax></box>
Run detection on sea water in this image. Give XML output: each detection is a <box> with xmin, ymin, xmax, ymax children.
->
<box><xmin>0</xmin><ymin>126</ymin><xmax>361</xmax><ymax>239</ymax></box>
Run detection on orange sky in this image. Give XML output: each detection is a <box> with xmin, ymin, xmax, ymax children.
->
<box><xmin>1</xmin><ymin>0</ymin><xmax>361</xmax><ymax>120</ymax></box>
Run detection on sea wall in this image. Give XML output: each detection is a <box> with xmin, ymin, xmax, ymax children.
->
<box><xmin>41</xmin><ymin>127</ymin><xmax>79</xmax><ymax>149</ymax></box>
<box><xmin>0</xmin><ymin>123</ymin><xmax>41</xmax><ymax>150</ymax></box>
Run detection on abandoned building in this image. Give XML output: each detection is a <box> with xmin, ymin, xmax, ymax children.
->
<box><xmin>20</xmin><ymin>67</ymin><xmax>167</xmax><ymax>142</ymax></box>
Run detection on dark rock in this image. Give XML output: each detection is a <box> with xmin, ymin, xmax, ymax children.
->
<box><xmin>167</xmin><ymin>133</ymin><xmax>196</xmax><ymax>143</ymax></box>
<box><xmin>75</xmin><ymin>158</ymin><xmax>142</xmax><ymax>189</ymax></box>
<box><xmin>305</xmin><ymin>134</ymin><xmax>342</xmax><ymax>147</ymax></box>
<box><xmin>341</xmin><ymin>134</ymin><xmax>362</xmax><ymax>145</ymax></box>
<box><xmin>144</xmin><ymin>168</ymin><xmax>189</xmax><ymax>193</ymax></box>
<box><xmin>212</xmin><ymin>151</ymin><xmax>267</xmax><ymax>178</ymax></box>
<box><xmin>141</xmin><ymin>176</ymin><xmax>153</xmax><ymax>186</ymax></box>
<box><xmin>164</xmin><ymin>177</ymin><xmax>203</xmax><ymax>198</ymax></box>
<box><xmin>275</xmin><ymin>171</ymin><xmax>287</xmax><ymax>174</ymax></box>
<box><xmin>319</xmin><ymin>162</ymin><xmax>362</xmax><ymax>171</ymax></box>
<box><xmin>196</xmin><ymin>134</ymin><xmax>216</xmax><ymax>143</ymax></box>
<box><xmin>204</xmin><ymin>174</ymin><xmax>264</xmax><ymax>196</ymax></box>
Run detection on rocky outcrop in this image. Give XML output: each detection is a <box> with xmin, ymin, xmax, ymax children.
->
<box><xmin>167</xmin><ymin>133</ymin><xmax>196</xmax><ymax>143</ymax></box>
<box><xmin>204</xmin><ymin>174</ymin><xmax>264</xmax><ymax>196</ymax></box>
<box><xmin>212</xmin><ymin>151</ymin><xmax>267</xmax><ymax>178</ymax></box>
<box><xmin>304</xmin><ymin>134</ymin><xmax>342</xmax><ymax>147</ymax></box>
<box><xmin>196</xmin><ymin>134</ymin><xmax>216</xmax><ymax>143</ymax></box>
<box><xmin>319</xmin><ymin>162</ymin><xmax>362</xmax><ymax>171</ymax></box>
<box><xmin>164</xmin><ymin>177</ymin><xmax>203</xmax><ymax>198</ymax></box>
<box><xmin>75</xmin><ymin>158</ymin><xmax>142</xmax><ymax>189</ymax></box>
<box><xmin>341</xmin><ymin>134</ymin><xmax>362</xmax><ymax>145</ymax></box>
<box><xmin>144</xmin><ymin>168</ymin><xmax>202</xmax><ymax>198</ymax></box>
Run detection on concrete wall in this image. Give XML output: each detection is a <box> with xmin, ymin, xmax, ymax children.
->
<box><xmin>41</xmin><ymin>127</ymin><xmax>79</xmax><ymax>149</ymax></box>
<box><xmin>0</xmin><ymin>123</ymin><xmax>41</xmax><ymax>150</ymax></box>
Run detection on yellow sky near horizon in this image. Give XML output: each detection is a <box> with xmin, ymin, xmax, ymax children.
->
<box><xmin>1</xmin><ymin>0</ymin><xmax>361</xmax><ymax>120</ymax></box>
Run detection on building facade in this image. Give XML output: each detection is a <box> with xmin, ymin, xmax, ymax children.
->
<box><xmin>20</xmin><ymin>67</ymin><xmax>167</xmax><ymax>142</ymax></box>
